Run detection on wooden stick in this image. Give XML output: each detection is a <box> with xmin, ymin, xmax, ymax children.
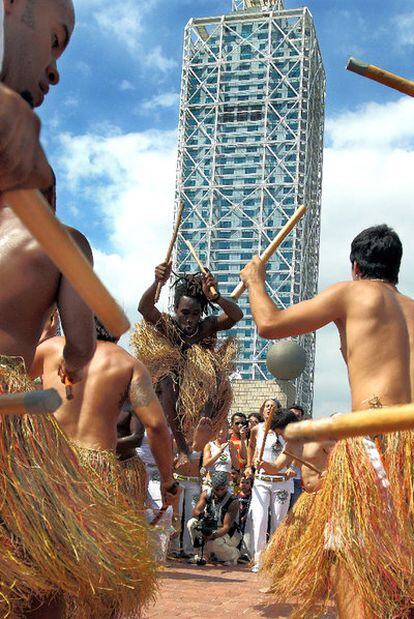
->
<box><xmin>231</xmin><ymin>205</ymin><xmax>306</xmax><ymax>300</ymax></box>
<box><xmin>283</xmin><ymin>449</ymin><xmax>323</xmax><ymax>476</ymax></box>
<box><xmin>284</xmin><ymin>403</ymin><xmax>414</xmax><ymax>443</ymax></box>
<box><xmin>5</xmin><ymin>189</ymin><xmax>130</xmax><ymax>337</ymax></box>
<box><xmin>346</xmin><ymin>57</ymin><xmax>414</xmax><ymax>98</ymax></box>
<box><xmin>0</xmin><ymin>389</ymin><xmax>62</xmax><ymax>416</ymax></box>
<box><xmin>154</xmin><ymin>201</ymin><xmax>185</xmax><ymax>304</ymax></box>
<box><xmin>182</xmin><ymin>237</ymin><xmax>218</xmax><ymax>298</ymax></box>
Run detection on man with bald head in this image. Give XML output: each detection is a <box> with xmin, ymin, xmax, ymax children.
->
<box><xmin>0</xmin><ymin>3</ymin><xmax>149</xmax><ymax>619</ymax></box>
<box><xmin>0</xmin><ymin>0</ymin><xmax>75</xmax><ymax>192</ymax></box>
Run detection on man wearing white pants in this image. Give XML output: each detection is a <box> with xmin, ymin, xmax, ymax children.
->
<box><xmin>248</xmin><ymin>410</ymin><xmax>295</xmax><ymax>571</ymax></box>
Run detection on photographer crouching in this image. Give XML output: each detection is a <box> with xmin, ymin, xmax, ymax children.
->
<box><xmin>187</xmin><ymin>471</ymin><xmax>241</xmax><ymax>566</ymax></box>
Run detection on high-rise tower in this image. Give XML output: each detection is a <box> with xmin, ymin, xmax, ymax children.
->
<box><xmin>170</xmin><ymin>0</ymin><xmax>325</xmax><ymax>412</ymax></box>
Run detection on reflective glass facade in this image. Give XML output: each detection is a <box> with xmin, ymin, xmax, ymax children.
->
<box><xmin>170</xmin><ymin>1</ymin><xmax>325</xmax><ymax>412</ymax></box>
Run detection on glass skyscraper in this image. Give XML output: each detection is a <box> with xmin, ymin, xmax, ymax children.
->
<box><xmin>170</xmin><ymin>0</ymin><xmax>325</xmax><ymax>412</ymax></box>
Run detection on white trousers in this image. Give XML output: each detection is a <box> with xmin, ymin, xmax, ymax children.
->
<box><xmin>249</xmin><ymin>478</ymin><xmax>292</xmax><ymax>565</ymax></box>
<box><xmin>171</xmin><ymin>478</ymin><xmax>201</xmax><ymax>555</ymax></box>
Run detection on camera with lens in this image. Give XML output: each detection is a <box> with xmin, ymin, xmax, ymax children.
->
<box><xmin>193</xmin><ymin>513</ymin><xmax>218</xmax><ymax>548</ymax></box>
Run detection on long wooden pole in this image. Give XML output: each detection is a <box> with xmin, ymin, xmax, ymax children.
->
<box><xmin>154</xmin><ymin>201</ymin><xmax>185</xmax><ymax>303</ymax></box>
<box><xmin>231</xmin><ymin>205</ymin><xmax>306</xmax><ymax>300</ymax></box>
<box><xmin>182</xmin><ymin>237</ymin><xmax>219</xmax><ymax>298</ymax></box>
<box><xmin>284</xmin><ymin>403</ymin><xmax>414</xmax><ymax>442</ymax></box>
<box><xmin>0</xmin><ymin>389</ymin><xmax>62</xmax><ymax>416</ymax></box>
<box><xmin>346</xmin><ymin>57</ymin><xmax>414</xmax><ymax>98</ymax></box>
<box><xmin>5</xmin><ymin>190</ymin><xmax>130</xmax><ymax>337</ymax></box>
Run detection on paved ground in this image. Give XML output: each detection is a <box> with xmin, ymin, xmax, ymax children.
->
<box><xmin>145</xmin><ymin>561</ymin><xmax>336</xmax><ymax>618</ymax></box>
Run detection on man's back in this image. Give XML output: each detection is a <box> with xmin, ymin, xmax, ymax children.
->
<box><xmin>0</xmin><ymin>208</ymin><xmax>61</xmax><ymax>367</ymax></box>
<box><xmin>339</xmin><ymin>280</ymin><xmax>414</xmax><ymax>409</ymax></box>
<box><xmin>35</xmin><ymin>337</ymin><xmax>134</xmax><ymax>450</ymax></box>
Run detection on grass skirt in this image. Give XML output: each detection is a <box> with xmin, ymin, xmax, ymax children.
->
<box><xmin>0</xmin><ymin>356</ymin><xmax>158</xmax><ymax>618</ymax></box>
<box><xmin>118</xmin><ymin>454</ymin><xmax>147</xmax><ymax>510</ymax></box>
<box><xmin>73</xmin><ymin>444</ymin><xmax>146</xmax><ymax>510</ymax></box>
<box><xmin>131</xmin><ymin>315</ymin><xmax>236</xmax><ymax>438</ymax></box>
<box><xmin>261</xmin><ymin>436</ymin><xmax>414</xmax><ymax>618</ymax></box>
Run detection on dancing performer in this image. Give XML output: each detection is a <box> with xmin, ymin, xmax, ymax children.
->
<box><xmin>0</xmin><ymin>5</ymin><xmax>158</xmax><ymax>616</ymax></box>
<box><xmin>117</xmin><ymin>401</ymin><xmax>148</xmax><ymax>508</ymax></box>
<box><xmin>241</xmin><ymin>224</ymin><xmax>414</xmax><ymax>618</ymax></box>
<box><xmin>32</xmin><ymin>317</ymin><xmax>176</xmax><ymax>514</ymax></box>
<box><xmin>0</xmin><ymin>0</ymin><xmax>52</xmax><ymax>193</ymax></box>
<box><xmin>133</xmin><ymin>260</ymin><xmax>243</xmax><ymax>463</ymax></box>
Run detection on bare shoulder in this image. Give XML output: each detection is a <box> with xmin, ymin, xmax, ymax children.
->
<box><xmin>65</xmin><ymin>226</ymin><xmax>93</xmax><ymax>263</ymax></box>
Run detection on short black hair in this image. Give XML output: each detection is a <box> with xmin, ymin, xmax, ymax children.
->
<box><xmin>350</xmin><ymin>225</ymin><xmax>402</xmax><ymax>285</ymax></box>
<box><xmin>248</xmin><ymin>412</ymin><xmax>264</xmax><ymax>423</ymax></box>
<box><xmin>173</xmin><ymin>272</ymin><xmax>210</xmax><ymax>315</ymax></box>
<box><xmin>270</xmin><ymin>409</ymin><xmax>299</xmax><ymax>431</ymax></box>
<box><xmin>231</xmin><ymin>412</ymin><xmax>247</xmax><ymax>424</ymax></box>
<box><xmin>290</xmin><ymin>404</ymin><xmax>305</xmax><ymax>416</ymax></box>
<box><xmin>94</xmin><ymin>317</ymin><xmax>118</xmax><ymax>343</ymax></box>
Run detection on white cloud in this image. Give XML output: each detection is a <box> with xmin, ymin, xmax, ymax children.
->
<box><xmin>393</xmin><ymin>12</ymin><xmax>414</xmax><ymax>46</ymax></box>
<box><xmin>56</xmin><ymin>128</ymin><xmax>178</xmax><ymax>338</ymax></box>
<box><xmin>144</xmin><ymin>46</ymin><xmax>178</xmax><ymax>74</ymax></box>
<box><xmin>55</xmin><ymin>98</ymin><xmax>414</xmax><ymax>417</ymax></box>
<box><xmin>140</xmin><ymin>92</ymin><xmax>180</xmax><ymax>111</ymax></box>
<box><xmin>313</xmin><ymin>96</ymin><xmax>414</xmax><ymax>417</ymax></box>
<box><xmin>75</xmin><ymin>0</ymin><xmax>172</xmax><ymax>71</ymax></box>
<box><xmin>120</xmin><ymin>80</ymin><xmax>135</xmax><ymax>92</ymax></box>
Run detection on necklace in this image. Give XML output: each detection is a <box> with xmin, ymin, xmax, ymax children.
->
<box><xmin>174</xmin><ymin>320</ymin><xmax>200</xmax><ymax>341</ymax></box>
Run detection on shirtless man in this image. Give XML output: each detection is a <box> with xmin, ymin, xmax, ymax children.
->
<box><xmin>31</xmin><ymin>318</ymin><xmax>176</xmax><ymax>508</ymax></box>
<box><xmin>137</xmin><ymin>261</ymin><xmax>243</xmax><ymax>462</ymax></box>
<box><xmin>256</xmin><ymin>411</ymin><xmax>334</xmax><ymax>494</ymax></box>
<box><xmin>241</xmin><ymin>224</ymin><xmax>414</xmax><ymax>617</ymax></box>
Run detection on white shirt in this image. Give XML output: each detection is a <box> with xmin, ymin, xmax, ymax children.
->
<box><xmin>0</xmin><ymin>3</ymin><xmax>4</xmax><ymax>70</ymax></box>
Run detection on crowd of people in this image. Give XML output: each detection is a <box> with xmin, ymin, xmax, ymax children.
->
<box><xmin>2</xmin><ymin>1</ymin><xmax>414</xmax><ymax>618</ymax></box>
<box><xmin>139</xmin><ymin>402</ymin><xmax>308</xmax><ymax>571</ymax></box>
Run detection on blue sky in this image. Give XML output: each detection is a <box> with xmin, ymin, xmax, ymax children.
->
<box><xmin>38</xmin><ymin>0</ymin><xmax>414</xmax><ymax>417</ymax></box>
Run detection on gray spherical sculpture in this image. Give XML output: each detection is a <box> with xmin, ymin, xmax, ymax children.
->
<box><xmin>266</xmin><ymin>341</ymin><xmax>306</xmax><ymax>380</ymax></box>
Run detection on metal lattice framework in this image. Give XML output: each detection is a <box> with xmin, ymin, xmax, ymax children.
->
<box><xmin>169</xmin><ymin>3</ymin><xmax>325</xmax><ymax>413</ymax></box>
<box><xmin>232</xmin><ymin>0</ymin><xmax>284</xmax><ymax>11</ymax></box>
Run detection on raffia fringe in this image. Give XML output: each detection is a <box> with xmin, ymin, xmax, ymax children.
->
<box><xmin>262</xmin><ymin>436</ymin><xmax>414</xmax><ymax>618</ymax></box>
<box><xmin>0</xmin><ymin>356</ymin><xmax>158</xmax><ymax>618</ymax></box>
<box><xmin>131</xmin><ymin>317</ymin><xmax>237</xmax><ymax>437</ymax></box>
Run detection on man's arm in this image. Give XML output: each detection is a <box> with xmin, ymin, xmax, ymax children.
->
<box><xmin>240</xmin><ymin>257</ymin><xmax>347</xmax><ymax>339</ymax></box>
<box><xmin>0</xmin><ymin>85</ymin><xmax>52</xmax><ymax>192</ymax></box>
<box><xmin>128</xmin><ymin>362</ymin><xmax>175</xmax><ymax>504</ymax></box>
<box><xmin>208</xmin><ymin>501</ymin><xmax>238</xmax><ymax>540</ymax></box>
<box><xmin>116</xmin><ymin>407</ymin><xmax>145</xmax><ymax>458</ymax></box>
<box><xmin>257</xmin><ymin>451</ymin><xmax>294</xmax><ymax>475</ymax></box>
<box><xmin>202</xmin><ymin>271</ymin><xmax>243</xmax><ymax>333</ymax></box>
<box><xmin>138</xmin><ymin>262</ymin><xmax>171</xmax><ymax>325</ymax></box>
<box><xmin>192</xmin><ymin>491</ymin><xmax>208</xmax><ymax>518</ymax></box>
<box><xmin>57</xmin><ymin>229</ymin><xmax>96</xmax><ymax>383</ymax></box>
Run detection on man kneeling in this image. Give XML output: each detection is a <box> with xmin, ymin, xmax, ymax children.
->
<box><xmin>188</xmin><ymin>471</ymin><xmax>241</xmax><ymax>566</ymax></box>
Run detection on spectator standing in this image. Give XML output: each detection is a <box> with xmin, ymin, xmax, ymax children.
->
<box><xmin>229</xmin><ymin>413</ymin><xmax>248</xmax><ymax>470</ymax></box>
<box><xmin>203</xmin><ymin>422</ymin><xmax>239</xmax><ymax>483</ymax></box>
<box><xmin>247</xmin><ymin>405</ymin><xmax>294</xmax><ymax>572</ymax></box>
<box><xmin>237</xmin><ymin>476</ymin><xmax>254</xmax><ymax>560</ymax></box>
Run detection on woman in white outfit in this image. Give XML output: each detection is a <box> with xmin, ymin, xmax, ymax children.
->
<box><xmin>203</xmin><ymin>422</ymin><xmax>240</xmax><ymax>483</ymax></box>
<box><xmin>246</xmin><ymin>401</ymin><xmax>295</xmax><ymax>572</ymax></box>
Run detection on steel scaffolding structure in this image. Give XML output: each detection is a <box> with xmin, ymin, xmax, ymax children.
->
<box><xmin>170</xmin><ymin>1</ymin><xmax>325</xmax><ymax>412</ymax></box>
